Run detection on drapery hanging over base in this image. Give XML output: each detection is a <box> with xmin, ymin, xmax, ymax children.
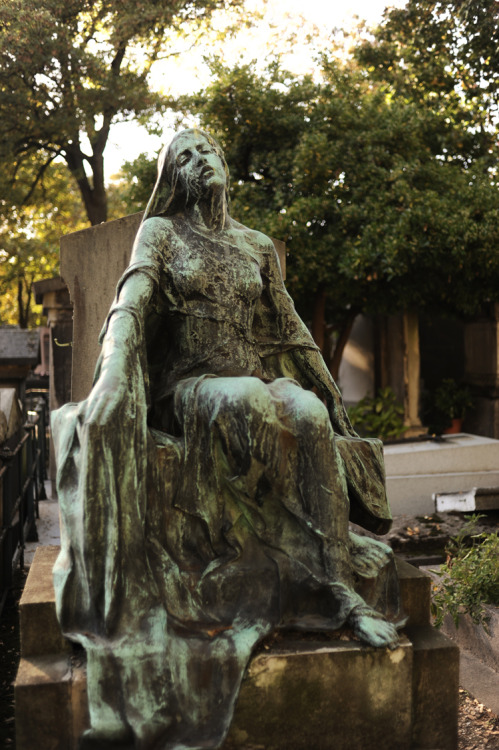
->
<box><xmin>53</xmin><ymin>361</ymin><xmax>401</xmax><ymax>750</ymax></box>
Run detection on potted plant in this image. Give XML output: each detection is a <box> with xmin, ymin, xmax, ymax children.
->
<box><xmin>433</xmin><ymin>378</ymin><xmax>473</xmax><ymax>434</ymax></box>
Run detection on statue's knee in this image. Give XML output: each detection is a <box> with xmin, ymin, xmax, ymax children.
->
<box><xmin>209</xmin><ymin>377</ymin><xmax>272</xmax><ymax>427</ymax></box>
<box><xmin>288</xmin><ymin>391</ymin><xmax>330</xmax><ymax>434</ymax></box>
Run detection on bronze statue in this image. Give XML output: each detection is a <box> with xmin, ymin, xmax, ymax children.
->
<box><xmin>53</xmin><ymin>129</ymin><xmax>403</xmax><ymax>749</ymax></box>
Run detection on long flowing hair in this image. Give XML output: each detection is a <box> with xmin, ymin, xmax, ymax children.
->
<box><xmin>142</xmin><ymin>129</ymin><xmax>230</xmax><ymax>223</ymax></box>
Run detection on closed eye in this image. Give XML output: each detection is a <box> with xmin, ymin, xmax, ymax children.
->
<box><xmin>177</xmin><ymin>150</ymin><xmax>191</xmax><ymax>165</ymax></box>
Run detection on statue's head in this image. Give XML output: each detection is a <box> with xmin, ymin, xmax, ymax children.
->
<box><xmin>143</xmin><ymin>128</ymin><xmax>230</xmax><ymax>221</ymax></box>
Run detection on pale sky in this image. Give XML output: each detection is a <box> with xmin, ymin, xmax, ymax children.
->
<box><xmin>106</xmin><ymin>0</ymin><xmax>407</xmax><ymax>178</ymax></box>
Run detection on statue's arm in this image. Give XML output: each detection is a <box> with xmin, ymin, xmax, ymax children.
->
<box><xmin>291</xmin><ymin>347</ymin><xmax>357</xmax><ymax>437</ymax></box>
<box><xmin>83</xmin><ymin>216</ymin><xmax>167</xmax><ymax>424</ymax></box>
<box><xmin>261</xmin><ymin>235</ymin><xmax>357</xmax><ymax>438</ymax></box>
<box><xmin>84</xmin><ymin>271</ymin><xmax>155</xmax><ymax>425</ymax></box>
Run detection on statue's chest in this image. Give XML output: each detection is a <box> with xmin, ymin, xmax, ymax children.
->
<box><xmin>163</xmin><ymin>240</ymin><xmax>263</xmax><ymax>307</ymax></box>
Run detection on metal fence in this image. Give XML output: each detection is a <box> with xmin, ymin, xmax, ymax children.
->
<box><xmin>0</xmin><ymin>395</ymin><xmax>48</xmax><ymax>614</ymax></box>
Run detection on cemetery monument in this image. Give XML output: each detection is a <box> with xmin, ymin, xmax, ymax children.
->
<box><xmin>52</xmin><ymin>129</ymin><xmax>407</xmax><ymax>749</ymax></box>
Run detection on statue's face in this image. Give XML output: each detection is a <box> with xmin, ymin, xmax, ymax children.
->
<box><xmin>170</xmin><ymin>131</ymin><xmax>227</xmax><ymax>198</ymax></box>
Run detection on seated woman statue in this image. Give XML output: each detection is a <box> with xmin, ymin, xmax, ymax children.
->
<box><xmin>53</xmin><ymin>128</ymin><xmax>404</xmax><ymax>750</ymax></box>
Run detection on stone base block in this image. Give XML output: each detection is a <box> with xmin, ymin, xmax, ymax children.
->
<box><xmin>408</xmin><ymin>625</ymin><xmax>459</xmax><ymax>750</ymax></box>
<box><xmin>19</xmin><ymin>545</ymin><xmax>70</xmax><ymax>658</ymax></box>
<box><xmin>15</xmin><ymin>549</ymin><xmax>459</xmax><ymax>750</ymax></box>
<box><xmin>15</xmin><ymin>653</ymin><xmax>89</xmax><ymax>750</ymax></box>
<box><xmin>223</xmin><ymin>636</ymin><xmax>413</xmax><ymax>750</ymax></box>
<box><xmin>396</xmin><ymin>558</ymin><xmax>431</xmax><ymax>627</ymax></box>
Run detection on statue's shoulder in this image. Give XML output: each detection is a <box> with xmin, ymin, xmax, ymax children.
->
<box><xmin>134</xmin><ymin>216</ymin><xmax>185</xmax><ymax>264</ymax></box>
<box><xmin>229</xmin><ymin>218</ymin><xmax>275</xmax><ymax>253</ymax></box>
<box><xmin>139</xmin><ymin>215</ymin><xmax>177</xmax><ymax>241</ymax></box>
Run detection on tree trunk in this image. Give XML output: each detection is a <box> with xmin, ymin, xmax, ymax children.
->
<box><xmin>65</xmin><ymin>146</ymin><xmax>108</xmax><ymax>226</ymax></box>
<box><xmin>329</xmin><ymin>310</ymin><xmax>358</xmax><ymax>382</ymax></box>
<box><xmin>17</xmin><ymin>278</ymin><xmax>29</xmax><ymax>329</ymax></box>
<box><xmin>310</xmin><ymin>288</ymin><xmax>358</xmax><ymax>383</ymax></box>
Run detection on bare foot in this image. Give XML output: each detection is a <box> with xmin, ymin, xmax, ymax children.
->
<box><xmin>349</xmin><ymin>531</ymin><xmax>392</xmax><ymax>569</ymax></box>
<box><xmin>349</xmin><ymin>609</ymin><xmax>400</xmax><ymax>650</ymax></box>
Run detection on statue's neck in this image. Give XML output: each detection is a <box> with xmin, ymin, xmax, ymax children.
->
<box><xmin>185</xmin><ymin>189</ymin><xmax>228</xmax><ymax>234</ymax></box>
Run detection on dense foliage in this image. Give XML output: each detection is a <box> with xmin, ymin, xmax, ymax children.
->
<box><xmin>0</xmin><ymin>161</ymin><xmax>87</xmax><ymax>326</ymax></box>
<box><xmin>2</xmin><ymin>0</ymin><xmax>499</xmax><ymax>342</ymax></box>
<box><xmin>432</xmin><ymin>515</ymin><xmax>499</xmax><ymax>632</ymax></box>
<box><xmin>0</xmin><ymin>0</ymin><xmax>244</xmax><ymax>225</ymax></box>
<box><xmin>162</xmin><ymin>41</ymin><xmax>499</xmax><ymax>374</ymax></box>
<box><xmin>347</xmin><ymin>387</ymin><xmax>407</xmax><ymax>441</ymax></box>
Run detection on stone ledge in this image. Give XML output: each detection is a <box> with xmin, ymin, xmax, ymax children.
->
<box><xmin>223</xmin><ymin>636</ymin><xmax>414</xmax><ymax>750</ymax></box>
<box><xmin>19</xmin><ymin>545</ymin><xmax>70</xmax><ymax>658</ymax></box>
<box><xmin>15</xmin><ymin>549</ymin><xmax>458</xmax><ymax>749</ymax></box>
<box><xmin>19</xmin><ymin>547</ymin><xmax>432</xmax><ymax>662</ymax></box>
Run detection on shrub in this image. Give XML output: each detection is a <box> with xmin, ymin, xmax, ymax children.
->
<box><xmin>431</xmin><ymin>515</ymin><xmax>499</xmax><ymax>632</ymax></box>
<box><xmin>347</xmin><ymin>387</ymin><xmax>407</xmax><ymax>441</ymax></box>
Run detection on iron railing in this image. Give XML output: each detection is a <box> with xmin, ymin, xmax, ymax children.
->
<box><xmin>0</xmin><ymin>395</ymin><xmax>48</xmax><ymax>615</ymax></box>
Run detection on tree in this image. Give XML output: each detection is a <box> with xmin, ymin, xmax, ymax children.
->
<box><xmin>0</xmin><ymin>0</ymin><xmax>244</xmax><ymax>225</ymax></box>
<box><xmin>0</xmin><ymin>160</ymin><xmax>87</xmax><ymax>327</ymax></box>
<box><xmin>355</xmin><ymin>0</ymin><xmax>499</xmax><ymax>143</ymax></box>
<box><xmin>168</xmin><ymin>51</ymin><xmax>499</xmax><ymax>377</ymax></box>
<box><xmin>109</xmin><ymin>151</ymin><xmax>159</xmax><ymax>218</ymax></box>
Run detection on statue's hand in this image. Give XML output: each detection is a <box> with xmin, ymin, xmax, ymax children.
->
<box><xmin>81</xmin><ymin>364</ymin><xmax>128</xmax><ymax>427</ymax></box>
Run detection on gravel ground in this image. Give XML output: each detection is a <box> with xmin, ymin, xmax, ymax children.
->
<box><xmin>1</xmin><ymin>509</ymin><xmax>499</xmax><ymax>749</ymax></box>
<box><xmin>459</xmin><ymin>689</ymin><xmax>499</xmax><ymax>749</ymax></box>
<box><xmin>0</xmin><ymin>567</ymin><xmax>25</xmax><ymax>749</ymax></box>
<box><xmin>370</xmin><ymin>508</ymin><xmax>499</xmax><ymax>563</ymax></box>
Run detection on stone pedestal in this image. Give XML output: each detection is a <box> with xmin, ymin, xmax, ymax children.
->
<box><xmin>15</xmin><ymin>548</ymin><xmax>459</xmax><ymax>750</ymax></box>
<box><xmin>224</xmin><ymin>636</ymin><xmax>414</xmax><ymax>750</ymax></box>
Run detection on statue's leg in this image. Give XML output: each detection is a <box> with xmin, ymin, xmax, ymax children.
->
<box><xmin>176</xmin><ymin>376</ymin><xmax>399</xmax><ymax>648</ymax></box>
<box><xmin>266</xmin><ymin>380</ymin><xmax>400</xmax><ymax>648</ymax></box>
<box><xmin>266</xmin><ymin>379</ymin><xmax>353</xmax><ymax>582</ymax></box>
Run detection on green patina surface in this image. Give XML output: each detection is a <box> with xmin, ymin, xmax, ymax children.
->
<box><xmin>52</xmin><ymin>129</ymin><xmax>401</xmax><ymax>750</ymax></box>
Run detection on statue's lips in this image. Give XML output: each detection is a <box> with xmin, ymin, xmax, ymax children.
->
<box><xmin>200</xmin><ymin>165</ymin><xmax>214</xmax><ymax>177</ymax></box>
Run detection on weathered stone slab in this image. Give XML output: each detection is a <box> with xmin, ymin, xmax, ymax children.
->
<box><xmin>407</xmin><ymin>624</ymin><xmax>459</xmax><ymax>750</ymax></box>
<box><xmin>19</xmin><ymin>545</ymin><xmax>70</xmax><ymax>658</ymax></box>
<box><xmin>442</xmin><ymin>606</ymin><xmax>499</xmax><ymax>672</ymax></box>
<box><xmin>15</xmin><ymin>548</ymin><xmax>458</xmax><ymax>750</ymax></box>
<box><xmin>384</xmin><ymin>432</ymin><xmax>499</xmax><ymax>515</ymax></box>
<box><xmin>223</xmin><ymin>636</ymin><xmax>414</xmax><ymax>750</ymax></box>
<box><xmin>396</xmin><ymin>557</ymin><xmax>431</xmax><ymax>627</ymax></box>
<box><xmin>460</xmin><ymin>649</ymin><xmax>499</xmax><ymax>717</ymax></box>
<box><xmin>423</xmin><ymin>566</ymin><xmax>499</xmax><ymax>672</ymax></box>
<box><xmin>15</xmin><ymin>654</ymin><xmax>73</xmax><ymax>750</ymax></box>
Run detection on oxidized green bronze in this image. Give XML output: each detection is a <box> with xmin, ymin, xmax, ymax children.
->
<box><xmin>53</xmin><ymin>129</ymin><xmax>403</xmax><ymax>750</ymax></box>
